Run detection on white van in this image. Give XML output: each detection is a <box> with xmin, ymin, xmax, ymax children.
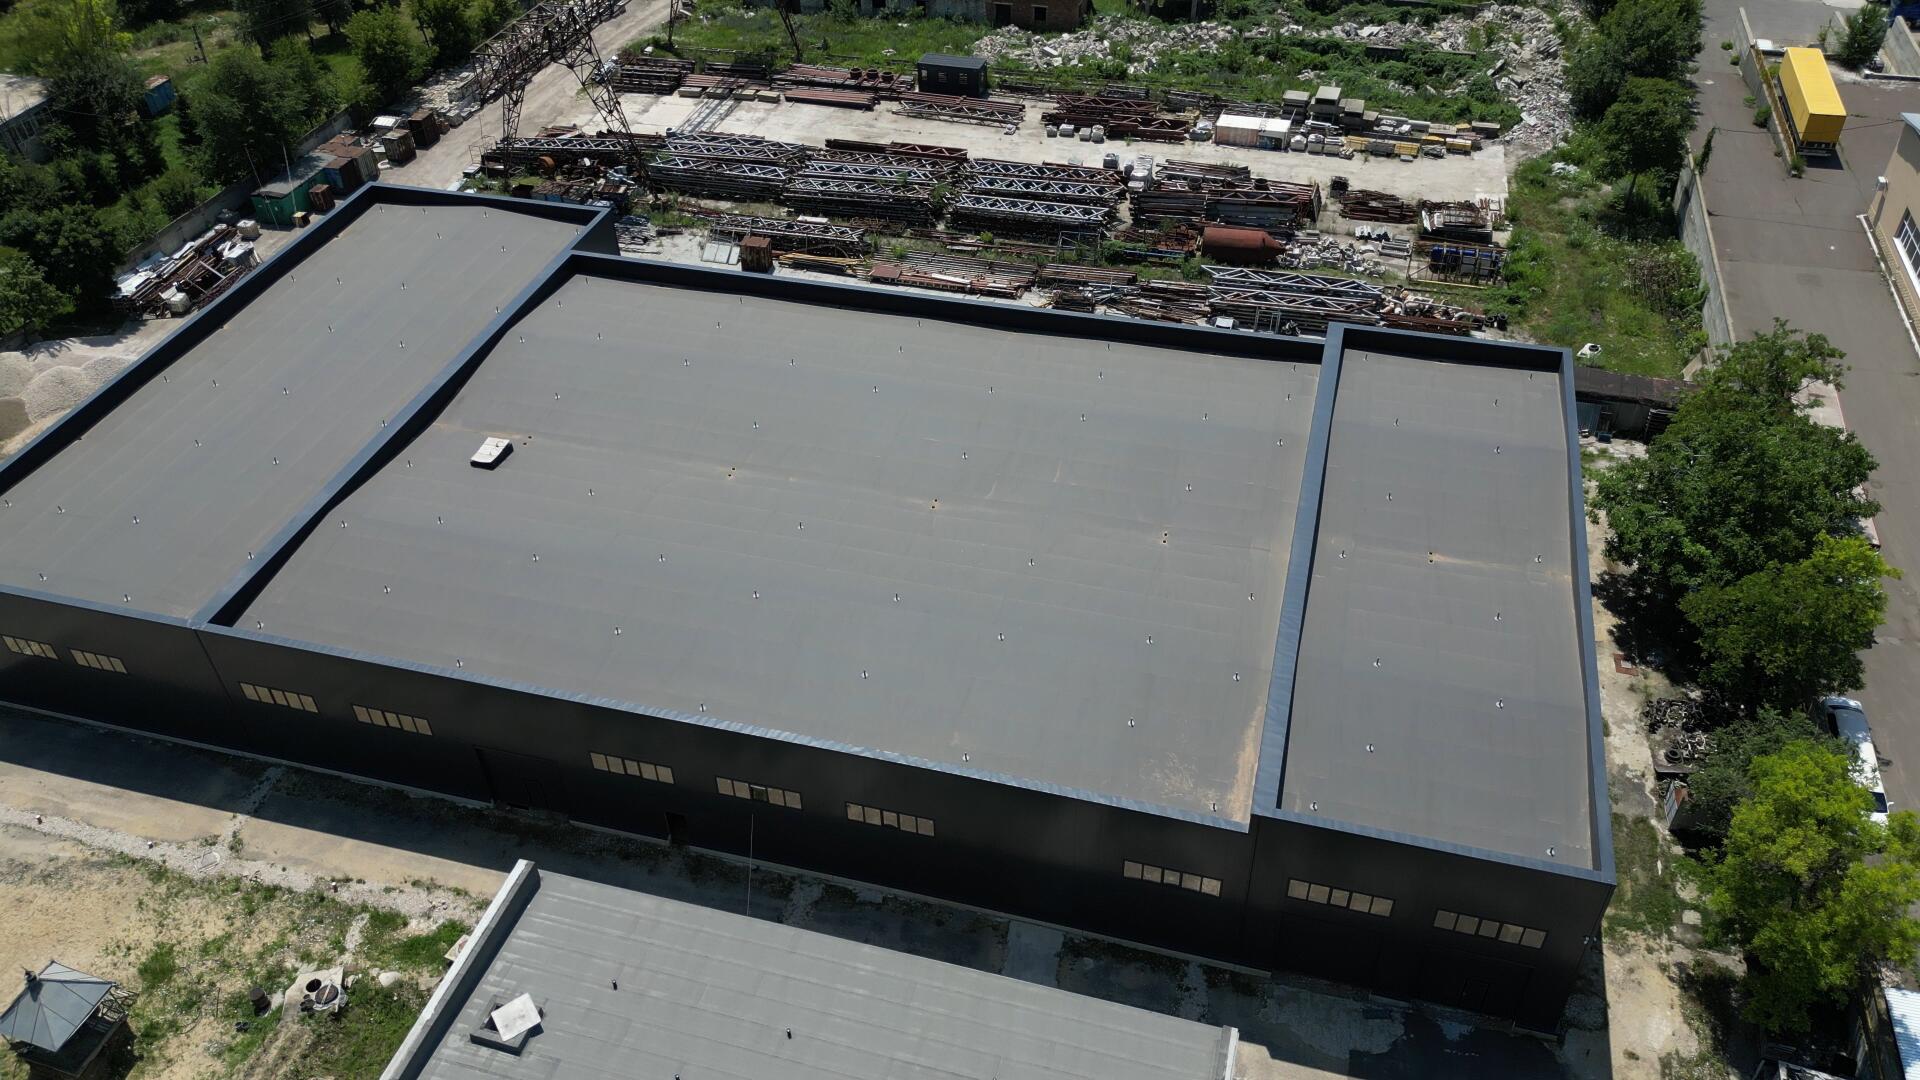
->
<box><xmin>1819</xmin><ymin>696</ymin><xmax>1891</xmax><ymax>824</ymax></box>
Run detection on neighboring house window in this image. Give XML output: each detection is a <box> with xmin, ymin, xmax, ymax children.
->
<box><xmin>241</xmin><ymin>682</ymin><xmax>317</xmax><ymax>713</ymax></box>
<box><xmin>354</xmin><ymin>705</ymin><xmax>432</xmax><ymax>735</ymax></box>
<box><xmin>1897</xmin><ymin>211</ymin><xmax>1920</xmax><ymax>293</ymax></box>
<box><xmin>1433</xmin><ymin>909</ymin><xmax>1547</xmax><ymax>949</ymax></box>
<box><xmin>592</xmin><ymin>753</ymin><xmax>673</xmax><ymax>783</ymax></box>
<box><xmin>717</xmin><ymin>777</ymin><xmax>802</xmax><ymax>809</ymax></box>
<box><xmin>1032</xmin><ymin>4</ymin><xmax>1047</xmax><ymax>21</ymax></box>
<box><xmin>1286</xmin><ymin>878</ymin><xmax>1394</xmax><ymax>917</ymax></box>
<box><xmin>1123</xmin><ymin>860</ymin><xmax>1222</xmax><ymax>897</ymax></box>
<box><xmin>845</xmin><ymin>802</ymin><xmax>935</xmax><ymax>836</ymax></box>
<box><xmin>3</xmin><ymin>635</ymin><xmax>57</xmax><ymax>659</ymax></box>
<box><xmin>71</xmin><ymin>650</ymin><xmax>127</xmax><ymax>673</ymax></box>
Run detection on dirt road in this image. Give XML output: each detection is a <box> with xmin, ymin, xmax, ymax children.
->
<box><xmin>389</xmin><ymin>0</ymin><xmax>672</xmax><ymax>191</ymax></box>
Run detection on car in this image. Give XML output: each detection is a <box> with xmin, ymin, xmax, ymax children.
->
<box><xmin>1818</xmin><ymin>695</ymin><xmax>1891</xmax><ymax>824</ymax></box>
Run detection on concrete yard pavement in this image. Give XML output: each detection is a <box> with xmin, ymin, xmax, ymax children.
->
<box><xmin>1695</xmin><ymin>0</ymin><xmax>1920</xmax><ymax>815</ymax></box>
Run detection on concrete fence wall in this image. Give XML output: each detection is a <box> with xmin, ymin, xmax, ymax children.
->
<box><xmin>1674</xmin><ymin>163</ymin><xmax>1735</xmax><ymax>351</ymax></box>
<box><xmin>1883</xmin><ymin>18</ymin><xmax>1920</xmax><ymax>75</ymax></box>
<box><xmin>118</xmin><ymin>108</ymin><xmax>356</xmax><ymax>271</ymax></box>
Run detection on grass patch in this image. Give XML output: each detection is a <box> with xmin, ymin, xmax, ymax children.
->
<box><xmin>362</xmin><ymin>915</ymin><xmax>467</xmax><ymax>973</ymax></box>
<box><xmin>651</xmin><ymin>7</ymin><xmax>985</xmax><ymax>71</ymax></box>
<box><xmin>1491</xmin><ymin>148</ymin><xmax>1705</xmax><ymax>379</ymax></box>
<box><xmin>1605</xmin><ymin>812</ymin><xmax>1694</xmax><ymax>939</ymax></box>
<box><xmin>138</xmin><ymin>941</ymin><xmax>180</xmax><ymax>989</ymax></box>
<box><xmin>297</xmin><ymin>981</ymin><xmax>430</xmax><ymax>1078</ymax></box>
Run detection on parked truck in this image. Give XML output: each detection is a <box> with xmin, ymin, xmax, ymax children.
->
<box><xmin>1775</xmin><ymin>47</ymin><xmax>1845</xmax><ymax>157</ymax></box>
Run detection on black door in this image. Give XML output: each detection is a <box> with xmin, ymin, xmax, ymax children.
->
<box><xmin>993</xmin><ymin>2</ymin><xmax>1013</xmax><ymax>25</ymax></box>
<box><xmin>1415</xmin><ymin>946</ymin><xmax>1529</xmax><ymax>1019</ymax></box>
<box><xmin>475</xmin><ymin>747</ymin><xmax>569</xmax><ymax>816</ymax></box>
<box><xmin>665</xmin><ymin>812</ymin><xmax>690</xmax><ymax>846</ymax></box>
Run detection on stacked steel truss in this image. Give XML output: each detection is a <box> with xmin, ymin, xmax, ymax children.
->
<box><xmin>647</xmin><ymin>156</ymin><xmax>791</xmax><ymax>199</ymax></box>
<box><xmin>784</xmin><ymin>176</ymin><xmax>937</xmax><ymax>223</ymax></box>
<box><xmin>704</xmin><ymin>215</ymin><xmax>868</xmax><ymax>255</ymax></box>
<box><xmin>481</xmin><ymin>134</ymin><xmax>660</xmax><ymax>171</ymax></box>
<box><xmin>948</xmin><ymin>193</ymin><xmax>1112</xmax><ymax>232</ymax></box>
<box><xmin>962</xmin><ymin>176</ymin><xmax>1126</xmax><ymax>205</ymax></box>
<box><xmin>969</xmin><ymin>158</ymin><xmax>1120</xmax><ymax>185</ymax></box>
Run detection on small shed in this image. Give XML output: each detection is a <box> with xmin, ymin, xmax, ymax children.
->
<box><xmin>917</xmin><ymin>54</ymin><xmax>987</xmax><ymax>98</ymax></box>
<box><xmin>250</xmin><ymin>153</ymin><xmax>329</xmax><ymax>229</ymax></box>
<box><xmin>139</xmin><ymin>75</ymin><xmax>174</xmax><ymax>118</ymax></box>
<box><xmin>0</xmin><ymin>962</ymin><xmax>136</xmax><ymax>1079</ymax></box>
<box><xmin>1214</xmin><ymin>113</ymin><xmax>1264</xmax><ymax>147</ymax></box>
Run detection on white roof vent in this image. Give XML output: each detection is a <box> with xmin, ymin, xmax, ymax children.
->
<box><xmin>471</xmin><ymin>437</ymin><xmax>513</xmax><ymax>470</ymax></box>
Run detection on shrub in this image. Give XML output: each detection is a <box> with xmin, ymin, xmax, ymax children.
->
<box><xmin>1753</xmin><ymin>103</ymin><xmax>1771</xmax><ymax>127</ymax></box>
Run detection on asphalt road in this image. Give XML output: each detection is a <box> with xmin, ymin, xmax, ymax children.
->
<box><xmin>1692</xmin><ymin>0</ymin><xmax>1920</xmax><ymax>813</ymax></box>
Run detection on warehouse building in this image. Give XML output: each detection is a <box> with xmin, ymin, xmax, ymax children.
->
<box><xmin>1870</xmin><ymin>113</ymin><xmax>1920</xmax><ymax>333</ymax></box>
<box><xmin>0</xmin><ymin>185</ymin><xmax>1612</xmax><ymax>1033</ymax></box>
<box><xmin>381</xmin><ymin>860</ymin><xmax>1240</xmax><ymax>1080</ymax></box>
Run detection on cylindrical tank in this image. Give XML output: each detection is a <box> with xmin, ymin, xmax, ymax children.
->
<box><xmin>1200</xmin><ymin>225</ymin><xmax>1283</xmax><ymax>265</ymax></box>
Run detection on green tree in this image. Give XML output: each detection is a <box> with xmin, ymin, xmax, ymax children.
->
<box><xmin>0</xmin><ymin>205</ymin><xmax>122</xmax><ymax>318</ymax></box>
<box><xmin>1596</xmin><ymin>76</ymin><xmax>1693</xmax><ymax>199</ymax></box>
<box><xmin>1682</xmin><ymin>708</ymin><xmax>1820</xmax><ymax>845</ymax></box>
<box><xmin>1836</xmin><ymin>1</ymin><xmax>1888</xmax><ymax>70</ymax></box>
<box><xmin>1568</xmin><ymin>0</ymin><xmax>1702</xmax><ymax>117</ymax></box>
<box><xmin>1683</xmin><ymin>535</ymin><xmax>1898</xmax><ymax>710</ymax></box>
<box><xmin>150</xmin><ymin>166</ymin><xmax>204</xmax><ymax>217</ymax></box>
<box><xmin>237</xmin><ymin>0</ymin><xmax>313</xmax><ymax>52</ymax></box>
<box><xmin>187</xmin><ymin>47</ymin><xmax>302</xmax><ymax>183</ymax></box>
<box><xmin>347</xmin><ymin>6</ymin><xmax>427</xmax><ymax>105</ymax></box>
<box><xmin>1593</xmin><ymin>323</ymin><xmax>1878</xmax><ymax>602</ymax></box>
<box><xmin>268</xmin><ymin>35</ymin><xmax>341</xmax><ymax>122</ymax></box>
<box><xmin>0</xmin><ymin>246</ymin><xmax>71</xmax><ymax>337</ymax></box>
<box><xmin>314</xmin><ymin>0</ymin><xmax>354</xmax><ymax>34</ymax></box>
<box><xmin>411</xmin><ymin>0</ymin><xmax>474</xmax><ymax>66</ymax></box>
<box><xmin>1704</xmin><ymin>741</ymin><xmax>1920</xmax><ymax>1033</ymax></box>
<box><xmin>468</xmin><ymin>0</ymin><xmax>516</xmax><ymax>37</ymax></box>
<box><xmin>0</xmin><ymin>0</ymin><xmax>131</xmax><ymax>75</ymax></box>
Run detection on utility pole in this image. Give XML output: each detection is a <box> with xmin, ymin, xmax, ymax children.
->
<box><xmin>777</xmin><ymin>0</ymin><xmax>804</xmax><ymax>63</ymax></box>
<box><xmin>191</xmin><ymin>25</ymin><xmax>208</xmax><ymax>64</ymax></box>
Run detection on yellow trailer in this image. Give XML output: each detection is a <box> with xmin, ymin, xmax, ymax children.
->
<box><xmin>1776</xmin><ymin>47</ymin><xmax>1845</xmax><ymax>156</ymax></box>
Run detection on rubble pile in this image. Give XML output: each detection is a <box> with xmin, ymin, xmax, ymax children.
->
<box><xmin>1328</xmin><ymin>3</ymin><xmax>1572</xmax><ymax>158</ymax></box>
<box><xmin>974</xmin><ymin>16</ymin><xmax>1277</xmax><ymax>72</ymax></box>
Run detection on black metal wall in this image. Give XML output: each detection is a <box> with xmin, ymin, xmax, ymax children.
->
<box><xmin>0</xmin><ymin>613</ymin><xmax>1603</xmax><ymax>1031</ymax></box>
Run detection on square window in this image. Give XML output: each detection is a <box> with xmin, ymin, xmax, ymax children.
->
<box><xmin>625</xmin><ymin>759</ymin><xmax>643</xmax><ymax>778</ymax></box>
<box><xmin>242</xmin><ymin>683</ymin><xmax>260</xmax><ymax>702</ymax></box>
<box><xmin>1369</xmin><ymin>896</ymin><xmax>1393</xmax><ymax>917</ymax></box>
<box><xmin>717</xmin><ymin>777</ymin><xmax>734</xmax><ymax>796</ymax></box>
<box><xmin>1329</xmin><ymin>889</ymin><xmax>1350</xmax><ymax>907</ymax></box>
<box><xmin>1520</xmin><ymin>928</ymin><xmax>1546</xmax><ymax>949</ymax></box>
<box><xmin>1498</xmin><ymin>923</ymin><xmax>1524</xmax><ymax>945</ymax></box>
<box><xmin>417</xmin><ymin>718</ymin><xmax>433</xmax><ymax>736</ymax></box>
<box><xmin>1142</xmin><ymin>865</ymin><xmax>1163</xmax><ymax>884</ymax></box>
<box><xmin>657</xmin><ymin>766</ymin><xmax>672</xmax><ymax>784</ymax></box>
<box><xmin>916</xmin><ymin>817</ymin><xmax>934</xmax><ymax>836</ymax></box>
<box><xmin>862</xmin><ymin>805</ymin><xmax>882</xmax><ymax>825</ymax></box>
<box><xmin>1306</xmin><ymin>883</ymin><xmax>1329</xmax><ymax>904</ymax></box>
<box><xmin>591</xmin><ymin>752</ymin><xmax>608</xmax><ymax>771</ymax></box>
<box><xmin>1434</xmin><ymin>910</ymin><xmax>1457</xmax><ymax>930</ymax></box>
<box><xmin>881</xmin><ymin>810</ymin><xmax>899</xmax><ymax>828</ymax></box>
<box><xmin>848</xmin><ymin>803</ymin><xmax>865</xmax><ymax>822</ymax></box>
<box><xmin>298</xmin><ymin>694</ymin><xmax>317</xmax><ymax>712</ymax></box>
<box><xmin>1124</xmin><ymin>861</ymin><xmax>1143</xmax><ymax>879</ymax></box>
<box><xmin>1455</xmin><ymin>915</ymin><xmax>1479</xmax><ymax>935</ymax></box>
<box><xmin>397</xmin><ymin>715</ymin><xmax>418</xmax><ymax>734</ymax></box>
<box><xmin>1201</xmin><ymin>877</ymin><xmax>1221</xmax><ymax>897</ymax></box>
<box><xmin>900</xmin><ymin>815</ymin><xmax>919</xmax><ymax>833</ymax></box>
<box><xmin>1287</xmin><ymin>879</ymin><xmax>1309</xmax><ymax>901</ymax></box>
<box><xmin>1348</xmin><ymin>892</ymin><xmax>1372</xmax><ymax>913</ymax></box>
<box><xmin>1181</xmin><ymin>872</ymin><xmax>1203</xmax><ymax>891</ymax></box>
<box><xmin>785</xmin><ymin>791</ymin><xmax>802</xmax><ymax>810</ymax></box>
<box><xmin>1477</xmin><ymin>920</ymin><xmax>1499</xmax><ymax>939</ymax></box>
<box><xmin>110</xmin><ymin>657</ymin><xmax>126</xmax><ymax>673</ymax></box>
<box><xmin>39</xmin><ymin>644</ymin><xmax>57</xmax><ymax>660</ymax></box>
<box><xmin>749</xmin><ymin>785</ymin><xmax>769</xmax><ymax>803</ymax></box>
<box><xmin>639</xmin><ymin>762</ymin><xmax>658</xmax><ymax>782</ymax></box>
<box><xmin>269</xmin><ymin>689</ymin><xmax>288</xmax><ymax>707</ymax></box>
<box><xmin>76</xmin><ymin>652</ymin><xmax>94</xmax><ymax>669</ymax></box>
<box><xmin>356</xmin><ymin>706</ymin><xmax>372</xmax><ymax>724</ymax></box>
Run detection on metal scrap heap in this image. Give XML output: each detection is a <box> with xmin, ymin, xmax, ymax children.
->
<box><xmin>1042</xmin><ymin>95</ymin><xmax>1192</xmax><ymax>141</ymax></box>
<box><xmin>896</xmin><ymin>91</ymin><xmax>1024</xmax><ymax>127</ymax></box>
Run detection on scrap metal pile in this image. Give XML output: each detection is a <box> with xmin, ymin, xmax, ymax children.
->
<box><xmin>113</xmin><ymin>224</ymin><xmax>257</xmax><ymax>317</ymax></box>
<box><xmin>610</xmin><ymin>56</ymin><xmax>692</xmax><ymax>93</ymax></box>
<box><xmin>1204</xmin><ymin>266</ymin><xmax>1481</xmax><ymax>335</ymax></box>
<box><xmin>949</xmin><ymin>158</ymin><xmax>1124</xmax><ymax>235</ymax></box>
<box><xmin>1336</xmin><ymin>189</ymin><xmax>1417</xmax><ymax>223</ymax></box>
<box><xmin>703</xmin><ymin>214</ymin><xmax>868</xmax><ymax>256</ymax></box>
<box><xmin>868</xmin><ymin>250</ymin><xmax>1038</xmax><ymax>298</ymax></box>
<box><xmin>896</xmin><ymin>91</ymin><xmax>1024</xmax><ymax>127</ymax></box>
<box><xmin>1130</xmin><ymin>160</ymin><xmax>1320</xmax><ymax>231</ymax></box>
<box><xmin>775</xmin><ymin>64</ymin><xmax>908</xmax><ymax>97</ymax></box>
<box><xmin>480</xmin><ymin>131</ymin><xmax>662</xmax><ymax>172</ymax></box>
<box><xmin>644</xmin><ymin>132</ymin><xmax>811</xmax><ymax>200</ymax></box>
<box><xmin>1042</xmin><ymin>95</ymin><xmax>1191</xmax><ymax>141</ymax></box>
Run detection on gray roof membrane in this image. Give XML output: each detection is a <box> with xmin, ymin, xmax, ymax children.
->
<box><xmin>0</xmin><ymin>204</ymin><xmax>582</xmax><ymax>617</ymax></box>
<box><xmin>1279</xmin><ymin>349</ymin><xmax>1593</xmax><ymax>866</ymax></box>
<box><xmin>240</xmin><ymin>274</ymin><xmax>1318</xmax><ymax>819</ymax></box>
<box><xmin>416</xmin><ymin>870</ymin><xmax>1236</xmax><ymax>1080</ymax></box>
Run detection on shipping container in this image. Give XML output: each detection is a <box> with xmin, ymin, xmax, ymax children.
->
<box><xmin>1214</xmin><ymin>113</ymin><xmax>1264</xmax><ymax>147</ymax></box>
<box><xmin>1776</xmin><ymin>47</ymin><xmax>1844</xmax><ymax>156</ymax></box>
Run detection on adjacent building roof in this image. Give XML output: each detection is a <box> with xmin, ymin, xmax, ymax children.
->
<box><xmin>0</xmin><ymin>74</ymin><xmax>48</xmax><ymax>123</ymax></box>
<box><xmin>1885</xmin><ymin>987</ymin><xmax>1920</xmax><ymax>1080</ymax></box>
<box><xmin>0</xmin><ymin>201</ymin><xmax>584</xmax><ymax>617</ymax></box>
<box><xmin>919</xmin><ymin>53</ymin><xmax>988</xmax><ymax>69</ymax></box>
<box><xmin>1278</xmin><ymin>347</ymin><xmax>1594</xmax><ymax>866</ymax></box>
<box><xmin>399</xmin><ymin>864</ymin><xmax>1237</xmax><ymax>1080</ymax></box>
<box><xmin>240</xmin><ymin>270</ymin><xmax>1319</xmax><ymax>820</ymax></box>
<box><xmin>0</xmin><ymin>962</ymin><xmax>112</xmax><ymax>1053</ymax></box>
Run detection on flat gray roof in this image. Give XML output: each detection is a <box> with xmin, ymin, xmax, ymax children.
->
<box><xmin>240</xmin><ymin>273</ymin><xmax>1318</xmax><ymax>818</ymax></box>
<box><xmin>415</xmin><ymin>869</ymin><xmax>1236</xmax><ymax>1080</ymax></box>
<box><xmin>0</xmin><ymin>204</ymin><xmax>582</xmax><ymax>617</ymax></box>
<box><xmin>1278</xmin><ymin>349</ymin><xmax>1593</xmax><ymax>866</ymax></box>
